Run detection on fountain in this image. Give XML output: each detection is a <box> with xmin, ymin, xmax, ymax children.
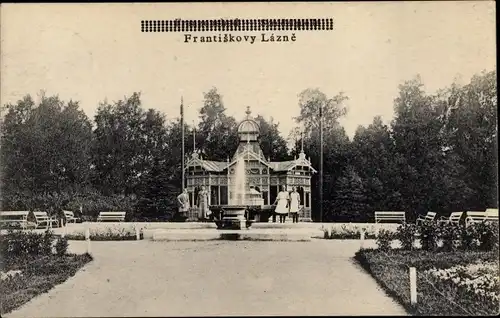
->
<box><xmin>213</xmin><ymin>157</ymin><xmax>264</xmax><ymax>230</ymax></box>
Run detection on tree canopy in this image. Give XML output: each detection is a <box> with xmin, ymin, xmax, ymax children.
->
<box><xmin>1</xmin><ymin>70</ymin><xmax>497</xmax><ymax>220</ymax></box>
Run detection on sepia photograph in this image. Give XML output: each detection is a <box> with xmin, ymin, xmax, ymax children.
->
<box><xmin>0</xmin><ymin>2</ymin><xmax>497</xmax><ymax>317</ymax></box>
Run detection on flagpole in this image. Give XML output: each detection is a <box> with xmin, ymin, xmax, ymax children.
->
<box><xmin>181</xmin><ymin>97</ymin><xmax>185</xmax><ymax>190</ymax></box>
<box><xmin>193</xmin><ymin>120</ymin><xmax>196</xmax><ymax>153</ymax></box>
<box><xmin>319</xmin><ymin>103</ymin><xmax>323</xmax><ymax>223</ymax></box>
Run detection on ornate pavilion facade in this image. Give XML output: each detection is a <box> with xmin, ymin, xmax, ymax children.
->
<box><xmin>184</xmin><ymin>107</ymin><xmax>316</xmax><ymax>222</ymax></box>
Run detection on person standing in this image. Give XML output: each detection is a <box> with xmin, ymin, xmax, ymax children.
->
<box><xmin>177</xmin><ymin>188</ymin><xmax>190</xmax><ymax>221</ymax></box>
<box><xmin>289</xmin><ymin>187</ymin><xmax>301</xmax><ymax>223</ymax></box>
<box><xmin>273</xmin><ymin>185</ymin><xmax>290</xmax><ymax>223</ymax></box>
<box><xmin>197</xmin><ymin>185</ymin><xmax>211</xmax><ymax>221</ymax></box>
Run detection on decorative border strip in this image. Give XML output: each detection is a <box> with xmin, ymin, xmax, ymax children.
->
<box><xmin>141</xmin><ymin>19</ymin><xmax>334</xmax><ymax>32</ymax></box>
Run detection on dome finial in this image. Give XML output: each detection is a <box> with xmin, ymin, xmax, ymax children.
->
<box><xmin>245</xmin><ymin>106</ymin><xmax>251</xmax><ymax>118</ymax></box>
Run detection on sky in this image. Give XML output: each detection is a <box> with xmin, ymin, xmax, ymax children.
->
<box><xmin>1</xmin><ymin>2</ymin><xmax>496</xmax><ymax>143</ymax></box>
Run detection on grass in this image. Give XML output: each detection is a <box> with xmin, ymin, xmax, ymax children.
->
<box><xmin>0</xmin><ymin>253</ymin><xmax>93</xmax><ymax>315</ymax></box>
<box><xmin>354</xmin><ymin>248</ymin><xmax>499</xmax><ymax>316</ymax></box>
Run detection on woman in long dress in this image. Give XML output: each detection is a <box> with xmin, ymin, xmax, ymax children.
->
<box><xmin>289</xmin><ymin>187</ymin><xmax>301</xmax><ymax>223</ymax></box>
<box><xmin>273</xmin><ymin>185</ymin><xmax>290</xmax><ymax>223</ymax></box>
<box><xmin>197</xmin><ymin>186</ymin><xmax>211</xmax><ymax>221</ymax></box>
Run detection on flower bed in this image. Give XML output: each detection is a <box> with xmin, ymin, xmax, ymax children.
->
<box><xmin>0</xmin><ymin>230</ymin><xmax>93</xmax><ymax>315</ymax></box>
<box><xmin>354</xmin><ymin>220</ymin><xmax>500</xmax><ymax>316</ymax></box>
<box><xmin>425</xmin><ymin>262</ymin><xmax>499</xmax><ymax>315</ymax></box>
<box><xmin>320</xmin><ymin>223</ymin><xmax>396</xmax><ymax>240</ymax></box>
<box><xmin>64</xmin><ymin>225</ymin><xmax>142</xmax><ymax>241</ymax></box>
<box><xmin>355</xmin><ymin>249</ymin><xmax>499</xmax><ymax>315</ymax></box>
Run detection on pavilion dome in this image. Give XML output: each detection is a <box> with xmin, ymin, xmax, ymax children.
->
<box><xmin>237</xmin><ymin>107</ymin><xmax>260</xmax><ymax>141</ymax></box>
<box><xmin>238</xmin><ymin>119</ymin><xmax>260</xmax><ymax>134</ymax></box>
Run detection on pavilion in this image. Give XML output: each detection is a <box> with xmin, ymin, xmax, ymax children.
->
<box><xmin>184</xmin><ymin>107</ymin><xmax>316</xmax><ymax>222</ymax></box>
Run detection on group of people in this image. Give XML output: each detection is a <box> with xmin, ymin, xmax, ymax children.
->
<box><xmin>272</xmin><ymin>185</ymin><xmax>301</xmax><ymax>223</ymax></box>
<box><xmin>176</xmin><ymin>186</ymin><xmax>212</xmax><ymax>221</ymax></box>
<box><xmin>176</xmin><ymin>185</ymin><xmax>302</xmax><ymax>223</ymax></box>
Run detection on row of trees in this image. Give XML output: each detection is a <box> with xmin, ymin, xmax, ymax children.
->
<box><xmin>0</xmin><ymin>88</ymin><xmax>290</xmax><ymax>219</ymax></box>
<box><xmin>0</xmin><ymin>70</ymin><xmax>497</xmax><ymax>221</ymax></box>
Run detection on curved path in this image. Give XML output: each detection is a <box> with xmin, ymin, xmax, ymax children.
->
<box><xmin>6</xmin><ymin>240</ymin><xmax>407</xmax><ymax>317</ymax></box>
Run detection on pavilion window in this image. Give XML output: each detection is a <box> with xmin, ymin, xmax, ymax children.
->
<box><xmin>305</xmin><ymin>192</ymin><xmax>310</xmax><ymax>208</ymax></box>
<box><xmin>262</xmin><ymin>191</ymin><xmax>269</xmax><ymax>205</ymax></box>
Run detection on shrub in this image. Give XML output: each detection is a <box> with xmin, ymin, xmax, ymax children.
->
<box><xmin>0</xmin><ymin>230</ymin><xmax>54</xmax><ymax>262</ymax></box>
<box><xmin>419</xmin><ymin>222</ymin><xmax>439</xmax><ymax>251</ymax></box>
<box><xmin>395</xmin><ymin>223</ymin><xmax>417</xmax><ymax>250</ymax></box>
<box><xmin>437</xmin><ymin>223</ymin><xmax>461</xmax><ymax>252</ymax></box>
<box><xmin>459</xmin><ymin>224</ymin><xmax>480</xmax><ymax>250</ymax></box>
<box><xmin>54</xmin><ymin>236</ymin><xmax>69</xmax><ymax>256</ymax></box>
<box><xmin>376</xmin><ymin>229</ymin><xmax>394</xmax><ymax>251</ymax></box>
<box><xmin>470</xmin><ymin>221</ymin><xmax>498</xmax><ymax>252</ymax></box>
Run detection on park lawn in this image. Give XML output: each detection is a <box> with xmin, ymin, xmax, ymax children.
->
<box><xmin>354</xmin><ymin>248</ymin><xmax>499</xmax><ymax>316</ymax></box>
<box><xmin>0</xmin><ymin>253</ymin><xmax>93</xmax><ymax>315</ymax></box>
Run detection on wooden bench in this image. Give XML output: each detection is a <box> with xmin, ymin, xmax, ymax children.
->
<box><xmin>32</xmin><ymin>211</ymin><xmax>58</xmax><ymax>229</ymax></box>
<box><xmin>466</xmin><ymin>211</ymin><xmax>488</xmax><ymax>226</ymax></box>
<box><xmin>0</xmin><ymin>211</ymin><xmax>30</xmax><ymax>229</ymax></box>
<box><xmin>63</xmin><ymin>210</ymin><xmax>80</xmax><ymax>223</ymax></box>
<box><xmin>375</xmin><ymin>211</ymin><xmax>406</xmax><ymax>223</ymax></box>
<box><xmin>438</xmin><ymin>211</ymin><xmax>463</xmax><ymax>225</ymax></box>
<box><xmin>97</xmin><ymin>211</ymin><xmax>126</xmax><ymax>222</ymax></box>
<box><xmin>416</xmin><ymin>211</ymin><xmax>437</xmax><ymax>225</ymax></box>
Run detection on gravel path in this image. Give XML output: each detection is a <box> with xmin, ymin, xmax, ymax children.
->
<box><xmin>6</xmin><ymin>240</ymin><xmax>407</xmax><ymax>317</ymax></box>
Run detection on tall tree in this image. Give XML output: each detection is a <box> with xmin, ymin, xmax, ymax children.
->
<box><xmin>390</xmin><ymin>76</ymin><xmax>451</xmax><ymax>218</ymax></box>
<box><xmin>352</xmin><ymin>116</ymin><xmax>402</xmax><ymax>210</ymax></box>
<box><xmin>196</xmin><ymin>87</ymin><xmax>238</xmax><ymax>161</ymax></box>
<box><xmin>294</xmin><ymin>88</ymin><xmax>350</xmax><ymax>220</ymax></box>
<box><xmin>1</xmin><ymin>92</ymin><xmax>93</xmax><ymax>209</ymax></box>
<box><xmin>254</xmin><ymin>115</ymin><xmax>290</xmax><ymax>161</ymax></box>
<box><xmin>443</xmin><ymin>70</ymin><xmax>498</xmax><ymax>209</ymax></box>
<box><xmin>91</xmin><ymin>92</ymin><xmax>169</xmax><ymax>196</ymax></box>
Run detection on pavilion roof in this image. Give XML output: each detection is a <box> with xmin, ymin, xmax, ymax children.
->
<box><xmin>269</xmin><ymin>157</ymin><xmax>317</xmax><ymax>173</ymax></box>
<box><xmin>185</xmin><ymin>151</ymin><xmax>317</xmax><ymax>173</ymax></box>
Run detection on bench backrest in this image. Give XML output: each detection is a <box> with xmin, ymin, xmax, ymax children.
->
<box><xmin>0</xmin><ymin>211</ymin><xmax>30</xmax><ymax>218</ymax></box>
<box><xmin>466</xmin><ymin>211</ymin><xmax>487</xmax><ymax>226</ymax></box>
<box><xmin>424</xmin><ymin>212</ymin><xmax>437</xmax><ymax>221</ymax></box>
<box><xmin>33</xmin><ymin>211</ymin><xmax>50</xmax><ymax>220</ymax></box>
<box><xmin>99</xmin><ymin>211</ymin><xmax>126</xmax><ymax>217</ymax></box>
<box><xmin>466</xmin><ymin>211</ymin><xmax>486</xmax><ymax>221</ymax></box>
<box><xmin>375</xmin><ymin>211</ymin><xmax>406</xmax><ymax>223</ymax></box>
<box><xmin>375</xmin><ymin>211</ymin><xmax>406</xmax><ymax>218</ymax></box>
<box><xmin>485</xmin><ymin>209</ymin><xmax>498</xmax><ymax>221</ymax></box>
<box><xmin>448</xmin><ymin>211</ymin><xmax>463</xmax><ymax>223</ymax></box>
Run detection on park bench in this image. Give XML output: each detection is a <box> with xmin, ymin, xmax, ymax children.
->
<box><xmin>63</xmin><ymin>210</ymin><xmax>80</xmax><ymax>224</ymax></box>
<box><xmin>374</xmin><ymin>211</ymin><xmax>406</xmax><ymax>223</ymax></box>
<box><xmin>484</xmin><ymin>208</ymin><xmax>498</xmax><ymax>222</ymax></box>
<box><xmin>97</xmin><ymin>211</ymin><xmax>126</xmax><ymax>222</ymax></box>
<box><xmin>0</xmin><ymin>211</ymin><xmax>30</xmax><ymax>229</ymax></box>
<box><xmin>416</xmin><ymin>211</ymin><xmax>437</xmax><ymax>225</ymax></box>
<box><xmin>437</xmin><ymin>211</ymin><xmax>464</xmax><ymax>225</ymax></box>
<box><xmin>465</xmin><ymin>209</ymin><xmax>498</xmax><ymax>227</ymax></box>
<box><xmin>32</xmin><ymin>211</ymin><xmax>59</xmax><ymax>229</ymax></box>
